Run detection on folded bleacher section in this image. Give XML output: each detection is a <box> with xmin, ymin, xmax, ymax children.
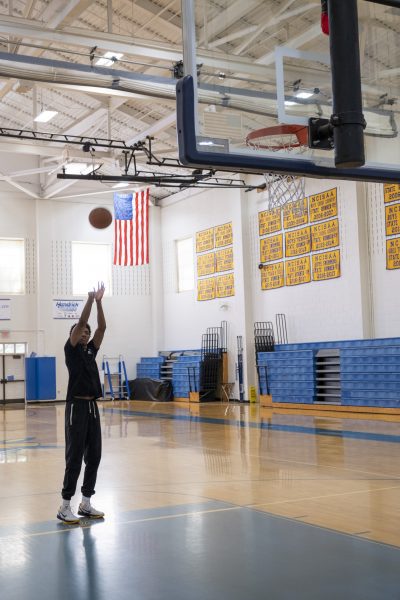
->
<box><xmin>136</xmin><ymin>353</ymin><xmax>202</xmax><ymax>400</ymax></box>
<box><xmin>257</xmin><ymin>350</ymin><xmax>316</xmax><ymax>404</ymax></box>
<box><xmin>258</xmin><ymin>337</ymin><xmax>400</xmax><ymax>408</ymax></box>
<box><xmin>172</xmin><ymin>355</ymin><xmax>201</xmax><ymax>399</ymax></box>
<box><xmin>341</xmin><ymin>344</ymin><xmax>400</xmax><ymax>407</ymax></box>
<box><xmin>136</xmin><ymin>356</ymin><xmax>165</xmax><ymax>379</ymax></box>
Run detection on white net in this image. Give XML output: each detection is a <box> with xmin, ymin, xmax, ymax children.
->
<box><xmin>247</xmin><ymin>125</ymin><xmax>308</xmax><ymax>215</ymax></box>
<box><xmin>263</xmin><ymin>172</ymin><xmax>306</xmax><ymax>215</ymax></box>
<box><xmin>246</xmin><ymin>125</ymin><xmax>308</xmax><ymax>153</ymax></box>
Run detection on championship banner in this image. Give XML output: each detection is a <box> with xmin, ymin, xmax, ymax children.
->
<box><xmin>215</xmin><ymin>222</ymin><xmax>233</xmax><ymax>248</ymax></box>
<box><xmin>53</xmin><ymin>299</ymin><xmax>85</xmax><ymax>319</ymax></box>
<box><xmin>384</xmin><ymin>184</ymin><xmax>400</xmax><ymax>204</ymax></box>
<box><xmin>259</xmin><ymin>207</ymin><xmax>282</xmax><ymax>236</ymax></box>
<box><xmin>312</xmin><ymin>250</ymin><xmax>341</xmax><ymax>281</ymax></box>
<box><xmin>285</xmin><ymin>256</ymin><xmax>311</xmax><ymax>286</ymax></box>
<box><xmin>260</xmin><ymin>233</ymin><xmax>283</xmax><ymax>263</ymax></box>
<box><xmin>385</xmin><ymin>203</ymin><xmax>400</xmax><ymax>236</ymax></box>
<box><xmin>196</xmin><ymin>228</ymin><xmax>214</xmax><ymax>253</ymax></box>
<box><xmin>0</xmin><ymin>299</ymin><xmax>11</xmax><ymax>320</ymax></box>
<box><xmin>215</xmin><ymin>247</ymin><xmax>234</xmax><ymax>272</ymax></box>
<box><xmin>311</xmin><ymin>218</ymin><xmax>339</xmax><ymax>251</ymax></box>
<box><xmin>386</xmin><ymin>238</ymin><xmax>400</xmax><ymax>270</ymax></box>
<box><xmin>285</xmin><ymin>226</ymin><xmax>311</xmax><ymax>258</ymax></box>
<box><xmin>216</xmin><ymin>273</ymin><xmax>235</xmax><ymax>297</ymax></box>
<box><xmin>283</xmin><ymin>198</ymin><xmax>308</xmax><ymax>229</ymax></box>
<box><xmin>261</xmin><ymin>262</ymin><xmax>284</xmax><ymax>291</ymax></box>
<box><xmin>197</xmin><ymin>277</ymin><xmax>215</xmax><ymax>301</ymax></box>
<box><xmin>309</xmin><ymin>188</ymin><xmax>338</xmax><ymax>222</ymax></box>
<box><xmin>197</xmin><ymin>252</ymin><xmax>215</xmax><ymax>277</ymax></box>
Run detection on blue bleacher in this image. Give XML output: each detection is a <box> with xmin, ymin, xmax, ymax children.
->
<box><xmin>136</xmin><ymin>356</ymin><xmax>165</xmax><ymax>380</ymax></box>
<box><xmin>136</xmin><ymin>353</ymin><xmax>203</xmax><ymax>399</ymax></box>
<box><xmin>172</xmin><ymin>354</ymin><xmax>201</xmax><ymax>399</ymax></box>
<box><xmin>257</xmin><ymin>349</ymin><xmax>316</xmax><ymax>402</ymax></box>
<box><xmin>257</xmin><ymin>337</ymin><xmax>400</xmax><ymax>408</ymax></box>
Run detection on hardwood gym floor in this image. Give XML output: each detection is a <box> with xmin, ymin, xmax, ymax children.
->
<box><xmin>1</xmin><ymin>401</ymin><xmax>400</xmax><ymax>599</ymax></box>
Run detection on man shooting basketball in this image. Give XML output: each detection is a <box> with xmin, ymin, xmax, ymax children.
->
<box><xmin>57</xmin><ymin>282</ymin><xmax>106</xmax><ymax>524</ymax></box>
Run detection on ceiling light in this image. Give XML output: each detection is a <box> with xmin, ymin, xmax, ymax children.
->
<box><xmin>95</xmin><ymin>52</ymin><xmax>123</xmax><ymax>67</ymax></box>
<box><xmin>34</xmin><ymin>110</ymin><xmax>58</xmax><ymax>123</ymax></box>
<box><xmin>294</xmin><ymin>91</ymin><xmax>314</xmax><ymax>99</ymax></box>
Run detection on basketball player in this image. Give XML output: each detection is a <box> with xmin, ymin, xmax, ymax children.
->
<box><xmin>57</xmin><ymin>282</ymin><xmax>106</xmax><ymax>523</ymax></box>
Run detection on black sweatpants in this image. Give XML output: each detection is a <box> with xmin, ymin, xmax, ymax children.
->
<box><xmin>62</xmin><ymin>398</ymin><xmax>102</xmax><ymax>501</ymax></box>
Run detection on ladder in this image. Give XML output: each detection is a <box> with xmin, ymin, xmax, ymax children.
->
<box><xmin>102</xmin><ymin>355</ymin><xmax>129</xmax><ymax>400</ymax></box>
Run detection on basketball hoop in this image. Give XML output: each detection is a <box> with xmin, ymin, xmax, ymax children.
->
<box><xmin>246</xmin><ymin>124</ymin><xmax>308</xmax><ymax>214</ymax></box>
<box><xmin>246</xmin><ymin>124</ymin><xmax>308</xmax><ymax>151</ymax></box>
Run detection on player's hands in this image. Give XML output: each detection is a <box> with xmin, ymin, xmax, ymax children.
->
<box><xmin>94</xmin><ymin>282</ymin><xmax>105</xmax><ymax>302</ymax></box>
<box><xmin>88</xmin><ymin>290</ymin><xmax>96</xmax><ymax>301</ymax></box>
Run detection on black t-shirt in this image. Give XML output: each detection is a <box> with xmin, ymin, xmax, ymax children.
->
<box><xmin>64</xmin><ymin>339</ymin><xmax>103</xmax><ymax>401</ymax></box>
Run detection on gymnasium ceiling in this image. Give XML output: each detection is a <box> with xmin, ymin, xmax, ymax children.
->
<box><xmin>0</xmin><ymin>0</ymin><xmax>398</xmax><ymax>203</ymax></box>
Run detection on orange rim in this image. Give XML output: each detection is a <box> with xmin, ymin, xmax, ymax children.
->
<box><xmin>246</xmin><ymin>124</ymin><xmax>309</xmax><ymax>150</ymax></box>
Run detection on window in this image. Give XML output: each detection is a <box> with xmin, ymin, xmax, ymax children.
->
<box><xmin>0</xmin><ymin>239</ymin><xmax>25</xmax><ymax>294</ymax></box>
<box><xmin>71</xmin><ymin>242</ymin><xmax>112</xmax><ymax>296</ymax></box>
<box><xmin>0</xmin><ymin>343</ymin><xmax>26</xmax><ymax>355</ymax></box>
<box><xmin>176</xmin><ymin>237</ymin><xmax>194</xmax><ymax>292</ymax></box>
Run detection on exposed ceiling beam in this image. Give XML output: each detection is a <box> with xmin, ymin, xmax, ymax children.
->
<box><xmin>47</xmin><ymin>0</ymin><xmax>95</xmax><ymax>28</ymax></box>
<box><xmin>43</xmin><ymin>178</ymin><xmax>80</xmax><ymax>199</ymax></box>
<box><xmin>199</xmin><ymin>0</ymin><xmax>261</xmax><ymax>44</ymax></box>
<box><xmin>208</xmin><ymin>26</ymin><xmax>259</xmax><ymax>50</ymax></box>
<box><xmin>126</xmin><ymin>111</ymin><xmax>176</xmax><ymax>145</ymax></box>
<box><xmin>0</xmin><ymin>15</ymin><xmax>271</xmax><ymax>77</ymax></box>
<box><xmin>63</xmin><ymin>107</ymin><xmax>108</xmax><ymax>136</ymax></box>
<box><xmin>0</xmin><ymin>170</ymin><xmax>39</xmax><ymax>197</ymax></box>
<box><xmin>135</xmin><ymin>0</ymin><xmax>181</xmax><ymax>33</ymax></box>
<box><xmin>9</xmin><ymin>165</ymin><xmax>61</xmax><ymax>177</ymax></box>
<box><xmin>234</xmin><ymin>2</ymin><xmax>319</xmax><ymax>55</ymax></box>
<box><xmin>12</xmin><ymin>1</ymin><xmax>94</xmax><ymax>59</ymax></box>
<box><xmin>255</xmin><ymin>24</ymin><xmax>322</xmax><ymax>66</ymax></box>
<box><xmin>40</xmin><ymin>0</ymin><xmax>86</xmax><ymax>29</ymax></box>
<box><xmin>41</xmin><ymin>96</ymin><xmax>126</xmax><ymax>196</ymax></box>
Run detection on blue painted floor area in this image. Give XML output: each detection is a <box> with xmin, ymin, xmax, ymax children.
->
<box><xmin>1</xmin><ymin>501</ymin><xmax>399</xmax><ymax>600</ymax></box>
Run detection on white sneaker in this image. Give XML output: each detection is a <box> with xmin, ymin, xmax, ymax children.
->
<box><xmin>78</xmin><ymin>502</ymin><xmax>105</xmax><ymax>519</ymax></box>
<box><xmin>57</xmin><ymin>504</ymin><xmax>80</xmax><ymax>524</ymax></box>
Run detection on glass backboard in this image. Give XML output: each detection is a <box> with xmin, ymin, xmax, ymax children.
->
<box><xmin>177</xmin><ymin>0</ymin><xmax>400</xmax><ymax>182</ymax></box>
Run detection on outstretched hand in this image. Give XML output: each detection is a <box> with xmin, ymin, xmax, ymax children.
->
<box><xmin>88</xmin><ymin>282</ymin><xmax>105</xmax><ymax>302</ymax></box>
<box><xmin>94</xmin><ymin>282</ymin><xmax>105</xmax><ymax>302</ymax></box>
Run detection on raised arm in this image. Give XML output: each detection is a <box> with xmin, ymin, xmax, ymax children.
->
<box><xmin>70</xmin><ymin>291</ymin><xmax>95</xmax><ymax>346</ymax></box>
<box><xmin>92</xmin><ymin>283</ymin><xmax>106</xmax><ymax>349</ymax></box>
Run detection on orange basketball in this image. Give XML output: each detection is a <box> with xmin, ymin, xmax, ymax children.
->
<box><xmin>88</xmin><ymin>207</ymin><xmax>113</xmax><ymax>229</ymax></box>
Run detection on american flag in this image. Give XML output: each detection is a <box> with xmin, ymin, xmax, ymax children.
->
<box><xmin>113</xmin><ymin>189</ymin><xmax>150</xmax><ymax>266</ymax></box>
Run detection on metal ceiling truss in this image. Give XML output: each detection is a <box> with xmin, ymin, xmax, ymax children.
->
<box><xmin>0</xmin><ymin>127</ymin><xmax>255</xmax><ymax>190</ymax></box>
<box><xmin>0</xmin><ymin>127</ymin><xmax>130</xmax><ymax>150</ymax></box>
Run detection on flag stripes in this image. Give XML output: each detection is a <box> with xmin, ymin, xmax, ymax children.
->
<box><xmin>113</xmin><ymin>188</ymin><xmax>149</xmax><ymax>266</ymax></box>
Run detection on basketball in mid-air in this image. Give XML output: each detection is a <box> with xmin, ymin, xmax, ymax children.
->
<box><xmin>88</xmin><ymin>207</ymin><xmax>113</xmax><ymax>229</ymax></box>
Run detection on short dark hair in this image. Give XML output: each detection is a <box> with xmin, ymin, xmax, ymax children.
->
<box><xmin>70</xmin><ymin>323</ymin><xmax>91</xmax><ymax>336</ymax></box>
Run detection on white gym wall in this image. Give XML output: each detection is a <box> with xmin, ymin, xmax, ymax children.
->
<box><xmin>1</xmin><ymin>162</ymin><xmax>400</xmax><ymax>400</ymax></box>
